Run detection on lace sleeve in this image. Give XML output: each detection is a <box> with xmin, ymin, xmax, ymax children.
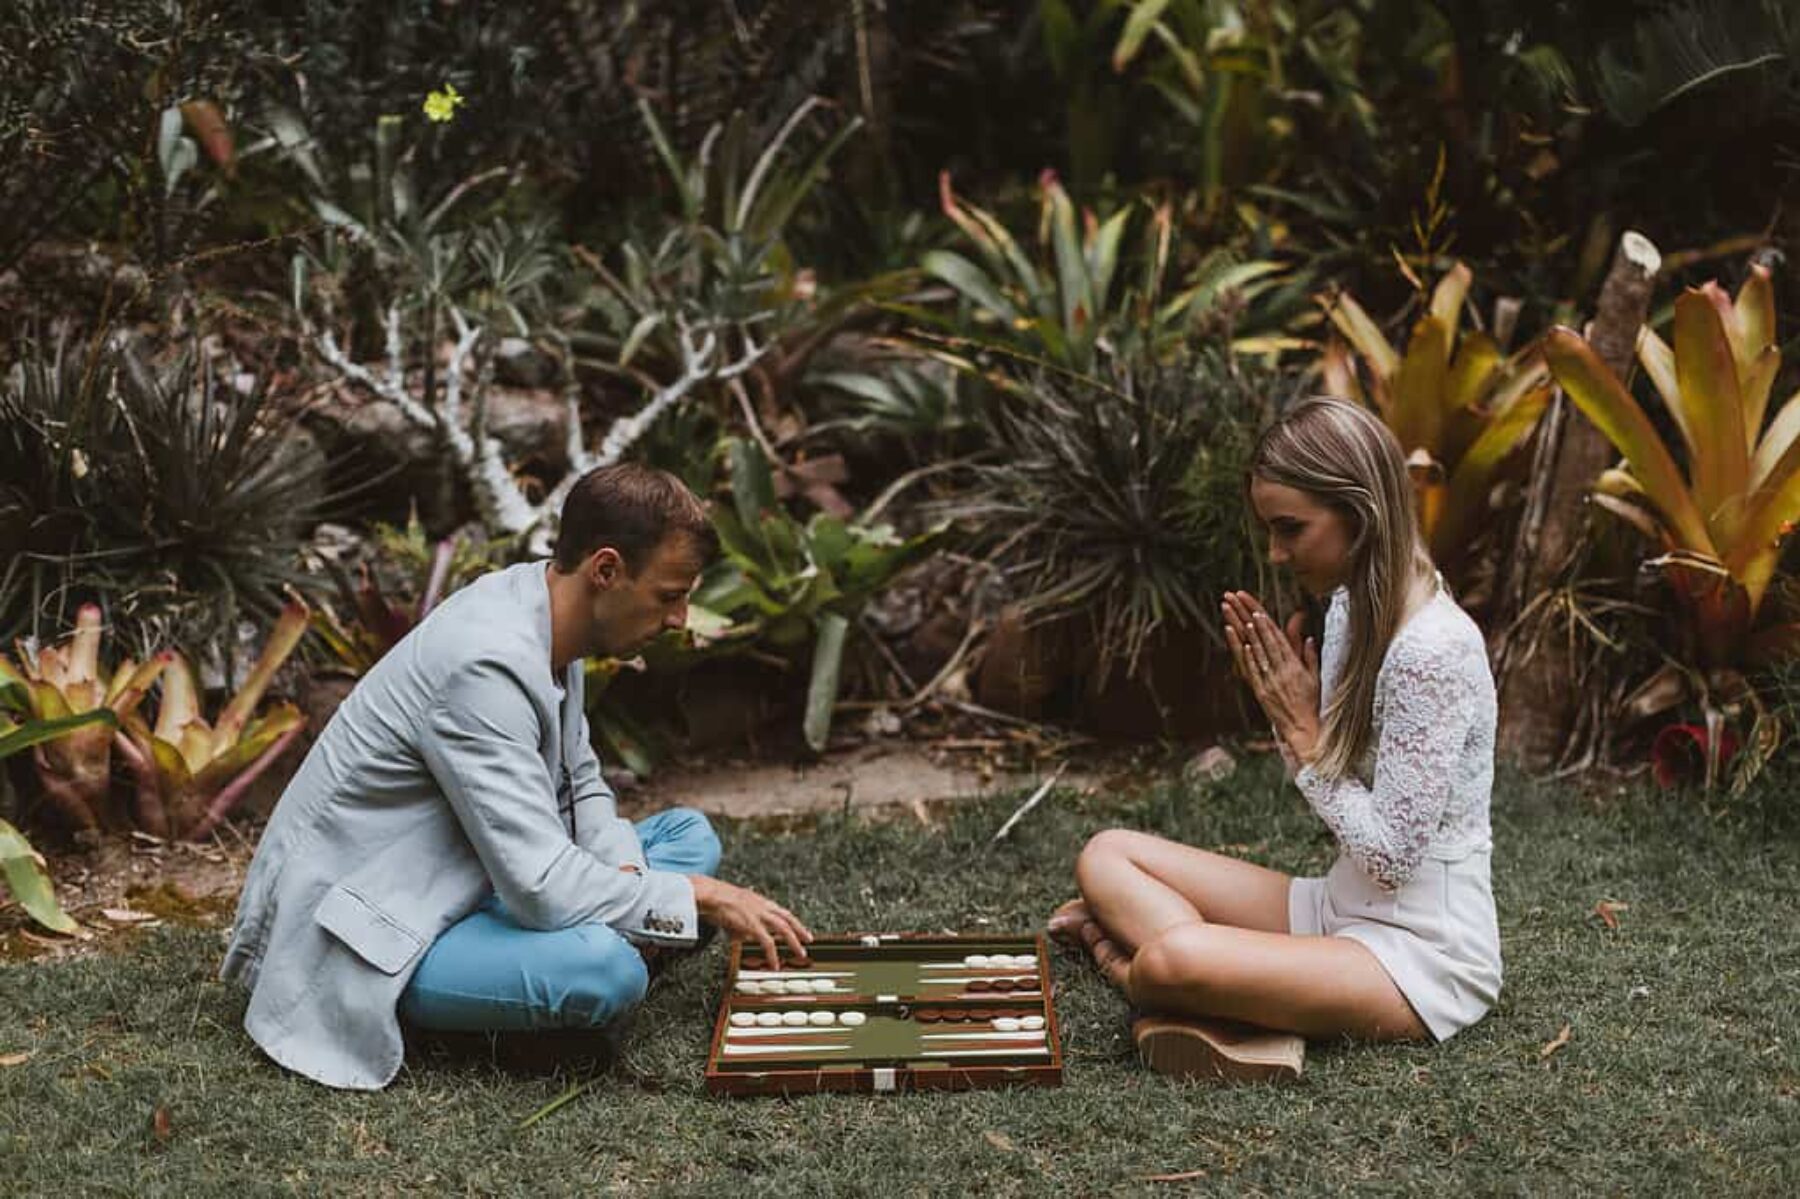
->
<box><xmin>1274</xmin><ymin>739</ymin><xmax>1299</xmax><ymax>781</ymax></box>
<box><xmin>1292</xmin><ymin>637</ymin><xmax>1478</xmax><ymax>891</ymax></box>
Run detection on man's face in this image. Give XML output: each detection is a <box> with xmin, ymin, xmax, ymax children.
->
<box><xmin>588</xmin><ymin>534</ymin><xmax>705</xmax><ymax>658</ymax></box>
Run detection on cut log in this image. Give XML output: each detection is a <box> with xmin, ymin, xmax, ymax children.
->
<box><xmin>1493</xmin><ymin>231</ymin><xmax>1662</xmax><ymax>768</ymax></box>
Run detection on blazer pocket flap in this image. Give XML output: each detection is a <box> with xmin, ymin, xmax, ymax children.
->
<box><xmin>314</xmin><ymin>885</ymin><xmax>426</xmax><ymax>975</ymax></box>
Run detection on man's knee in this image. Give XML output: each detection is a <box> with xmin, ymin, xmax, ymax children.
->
<box><xmin>663</xmin><ymin>806</ymin><xmax>722</xmax><ymax>877</ymax></box>
<box><xmin>563</xmin><ymin>931</ymin><xmax>651</xmax><ymax>1027</ymax></box>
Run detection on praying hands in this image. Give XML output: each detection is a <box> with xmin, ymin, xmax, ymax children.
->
<box><xmin>1221</xmin><ymin>591</ymin><xmax>1322</xmax><ymax>765</ymax></box>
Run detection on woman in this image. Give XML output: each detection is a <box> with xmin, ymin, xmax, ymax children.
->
<box><xmin>1050</xmin><ymin>396</ymin><xmax>1501</xmax><ymax>1082</ymax></box>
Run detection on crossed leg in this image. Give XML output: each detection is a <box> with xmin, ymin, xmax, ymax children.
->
<box><xmin>1058</xmin><ymin>829</ymin><xmax>1427</xmax><ymax>1042</ymax></box>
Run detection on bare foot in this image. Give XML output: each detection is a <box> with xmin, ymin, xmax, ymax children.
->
<box><xmin>1079</xmin><ymin>918</ymin><xmax>1133</xmax><ymax>990</ymax></box>
<box><xmin>1047</xmin><ymin>898</ymin><xmax>1092</xmax><ymax>946</ymax></box>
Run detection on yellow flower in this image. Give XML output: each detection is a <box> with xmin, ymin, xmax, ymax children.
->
<box><xmin>423</xmin><ymin>85</ymin><xmax>465</xmax><ymax>124</ymax></box>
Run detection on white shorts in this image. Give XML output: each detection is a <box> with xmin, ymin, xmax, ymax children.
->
<box><xmin>1288</xmin><ymin>851</ymin><xmax>1502</xmax><ymax>1042</ymax></box>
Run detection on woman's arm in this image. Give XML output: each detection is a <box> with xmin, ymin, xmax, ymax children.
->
<box><xmin>1291</xmin><ymin>638</ymin><xmax>1480</xmax><ymax>891</ymax></box>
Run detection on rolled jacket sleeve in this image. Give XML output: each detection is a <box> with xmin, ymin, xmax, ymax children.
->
<box><xmin>419</xmin><ymin>659</ymin><xmax>697</xmax><ymax>944</ymax></box>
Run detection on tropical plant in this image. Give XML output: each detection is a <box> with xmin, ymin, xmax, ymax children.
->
<box><xmin>583</xmin><ymin>604</ymin><xmax>752</xmax><ymax>779</ymax></box>
<box><xmin>1587</xmin><ymin>0</ymin><xmax>1797</xmax><ymax>128</ymax></box>
<box><xmin>1</xmin><ymin>333</ymin><xmax>332</xmax><ymax>649</ymax></box>
<box><xmin>919</xmin><ymin>170</ymin><xmax>1294</xmax><ymax>375</ymax></box>
<box><xmin>566</xmin><ymin>97</ymin><xmax>901</xmax><ymax>464</ymax></box>
<box><xmin>946</xmin><ymin>351</ymin><xmax>1274</xmax><ymax>682</ymax></box>
<box><xmin>0</xmin><ymin>0</ymin><xmax>251</xmax><ymax>273</ymax></box>
<box><xmin>308</xmin><ymin>516</ymin><xmax>501</xmax><ymax>677</ymax></box>
<box><xmin>805</xmin><ymin>340</ymin><xmax>985</xmax><ymax>464</ymax></box>
<box><xmin>116</xmin><ymin>600</ymin><xmax>311</xmax><ymax>841</ymax></box>
<box><xmin>299</xmin><ymin>98</ymin><xmax>869</xmax><ymax>552</ymax></box>
<box><xmin>1318</xmin><ymin>261</ymin><xmax>1555</xmax><ymax>590</ymax></box>
<box><xmin>696</xmin><ymin>439</ymin><xmax>945</xmax><ymax>752</ymax></box>
<box><xmin>1</xmin><ymin>681</ymin><xmax>117</xmax><ymax>934</ymax></box>
<box><xmin>1544</xmin><ymin>263</ymin><xmax>1800</xmax><ymax>784</ymax></box>
<box><xmin>0</xmin><ymin>606</ymin><xmax>169</xmax><ymax>836</ymax></box>
<box><xmin>1088</xmin><ymin>0</ymin><xmax>1306</xmax><ymax>213</ymax></box>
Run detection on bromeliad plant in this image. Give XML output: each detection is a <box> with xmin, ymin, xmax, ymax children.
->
<box><xmin>1319</xmin><ymin>262</ymin><xmax>1555</xmax><ymax>590</ymax></box>
<box><xmin>920</xmin><ymin>171</ymin><xmax>1293</xmax><ymax>374</ymax></box>
<box><xmin>0</xmin><ymin>606</ymin><xmax>169</xmax><ymax>836</ymax></box>
<box><xmin>695</xmin><ymin>438</ymin><xmax>945</xmax><ymax>752</ymax></box>
<box><xmin>1544</xmin><ymin>264</ymin><xmax>1800</xmax><ymax>780</ymax></box>
<box><xmin>310</xmin><ymin>516</ymin><xmax>499</xmax><ymax>677</ymax></box>
<box><xmin>117</xmin><ymin>600</ymin><xmax>311</xmax><ymax>841</ymax></box>
<box><xmin>1</xmin><ymin>681</ymin><xmax>118</xmax><ymax>934</ymax></box>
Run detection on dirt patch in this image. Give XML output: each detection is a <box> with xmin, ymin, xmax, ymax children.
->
<box><xmin>1</xmin><ymin>831</ymin><xmax>253</xmax><ymax>963</ymax></box>
<box><xmin>621</xmin><ymin>741</ymin><xmax>1107</xmax><ymax>820</ymax></box>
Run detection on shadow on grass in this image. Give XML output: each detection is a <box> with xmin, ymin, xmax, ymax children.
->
<box><xmin>2</xmin><ymin>756</ymin><xmax>1797</xmax><ymax>1193</ymax></box>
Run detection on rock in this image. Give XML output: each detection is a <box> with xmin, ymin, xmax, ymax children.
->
<box><xmin>302</xmin><ymin>521</ymin><xmax>369</xmax><ymax>569</ymax></box>
<box><xmin>1181</xmin><ymin>745</ymin><xmax>1237</xmax><ymax>785</ymax></box>
<box><xmin>859</xmin><ymin>707</ymin><xmax>903</xmax><ymax>738</ymax></box>
<box><xmin>304</xmin><ymin>381</ymin><xmax>570</xmax><ymax>531</ymax></box>
<box><xmin>494</xmin><ymin>337</ymin><xmax>560</xmax><ymax>389</ymax></box>
<box><xmin>268</xmin><ymin>419</ymin><xmax>330</xmax><ymax>524</ymax></box>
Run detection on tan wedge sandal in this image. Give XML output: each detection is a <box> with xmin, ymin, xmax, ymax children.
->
<box><xmin>1132</xmin><ymin>1016</ymin><xmax>1305</xmax><ymax>1084</ymax></box>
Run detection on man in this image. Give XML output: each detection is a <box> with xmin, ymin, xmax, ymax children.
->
<box><xmin>222</xmin><ymin>464</ymin><xmax>810</xmax><ymax>1090</ymax></box>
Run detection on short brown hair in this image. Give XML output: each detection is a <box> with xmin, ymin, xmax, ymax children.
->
<box><xmin>552</xmin><ymin>464</ymin><xmax>715</xmax><ymax>573</ymax></box>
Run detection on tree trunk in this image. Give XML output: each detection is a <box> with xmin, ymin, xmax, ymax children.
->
<box><xmin>1493</xmin><ymin>231</ymin><xmax>1662</xmax><ymax>768</ymax></box>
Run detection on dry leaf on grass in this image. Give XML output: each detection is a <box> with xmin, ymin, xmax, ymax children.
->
<box><xmin>1594</xmin><ymin>900</ymin><xmax>1629</xmax><ymax>930</ymax></box>
<box><xmin>150</xmin><ymin>1105</ymin><xmax>172</xmax><ymax>1145</ymax></box>
<box><xmin>983</xmin><ymin>1130</ymin><xmax>1016</xmax><ymax>1153</ymax></box>
<box><xmin>20</xmin><ymin>927</ymin><xmax>90</xmax><ymax>946</ymax></box>
<box><xmin>0</xmin><ymin>1051</ymin><xmax>33</xmax><ymax>1067</ymax></box>
<box><xmin>1539</xmin><ymin>1023</ymin><xmax>1573</xmax><ymax>1060</ymax></box>
<box><xmin>1139</xmin><ymin>1170</ymin><xmax>1208</xmax><ymax>1183</ymax></box>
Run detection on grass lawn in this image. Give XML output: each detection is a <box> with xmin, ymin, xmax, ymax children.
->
<box><xmin>3</xmin><ymin>755</ymin><xmax>1798</xmax><ymax>1195</ymax></box>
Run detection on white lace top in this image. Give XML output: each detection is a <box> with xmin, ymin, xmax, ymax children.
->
<box><xmin>1290</xmin><ymin>585</ymin><xmax>1497</xmax><ymax>891</ymax></box>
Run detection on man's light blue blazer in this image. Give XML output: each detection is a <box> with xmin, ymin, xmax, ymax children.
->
<box><xmin>221</xmin><ymin>561</ymin><xmax>698</xmax><ymax>1090</ymax></box>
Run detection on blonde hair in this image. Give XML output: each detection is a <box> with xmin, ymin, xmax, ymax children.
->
<box><xmin>1250</xmin><ymin>397</ymin><xmax>1436</xmax><ymax>779</ymax></box>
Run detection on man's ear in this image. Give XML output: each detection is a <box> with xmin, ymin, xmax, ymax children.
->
<box><xmin>589</xmin><ymin>547</ymin><xmax>626</xmax><ymax>588</ymax></box>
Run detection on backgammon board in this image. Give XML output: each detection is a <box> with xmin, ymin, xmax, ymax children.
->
<box><xmin>705</xmin><ymin>933</ymin><xmax>1063</xmax><ymax>1097</ymax></box>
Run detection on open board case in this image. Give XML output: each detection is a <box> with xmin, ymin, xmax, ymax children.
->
<box><xmin>705</xmin><ymin>933</ymin><xmax>1064</xmax><ymax>1097</ymax></box>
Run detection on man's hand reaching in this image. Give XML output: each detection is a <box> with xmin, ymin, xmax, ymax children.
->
<box><xmin>689</xmin><ymin>875</ymin><xmax>813</xmax><ymax>967</ymax></box>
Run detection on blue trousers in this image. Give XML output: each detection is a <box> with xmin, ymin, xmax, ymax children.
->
<box><xmin>400</xmin><ymin>807</ymin><xmax>721</xmax><ymax>1032</ymax></box>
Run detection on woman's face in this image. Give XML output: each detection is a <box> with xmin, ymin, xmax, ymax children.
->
<box><xmin>1249</xmin><ymin>477</ymin><xmax>1356</xmax><ymax>597</ymax></box>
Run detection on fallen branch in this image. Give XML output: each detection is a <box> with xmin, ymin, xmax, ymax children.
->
<box><xmin>988</xmin><ymin>761</ymin><xmax>1069</xmax><ymax>846</ymax></box>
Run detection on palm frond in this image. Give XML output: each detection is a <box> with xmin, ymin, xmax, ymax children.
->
<box><xmin>1594</xmin><ymin>0</ymin><xmax>1792</xmax><ymax>126</ymax></box>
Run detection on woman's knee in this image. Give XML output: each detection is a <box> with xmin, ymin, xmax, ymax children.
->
<box><xmin>1075</xmin><ymin>828</ymin><xmax>1141</xmax><ymax>889</ymax></box>
<box><xmin>1127</xmin><ymin>923</ymin><xmax>1216</xmax><ymax>1001</ymax></box>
